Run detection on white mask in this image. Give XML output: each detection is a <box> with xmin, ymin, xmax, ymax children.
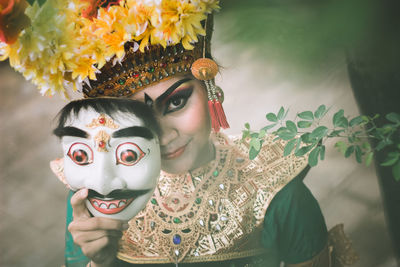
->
<box><xmin>61</xmin><ymin>108</ymin><xmax>160</xmax><ymax>220</ymax></box>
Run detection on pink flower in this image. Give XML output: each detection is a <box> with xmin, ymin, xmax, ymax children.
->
<box><xmin>0</xmin><ymin>0</ymin><xmax>30</xmax><ymax>44</ymax></box>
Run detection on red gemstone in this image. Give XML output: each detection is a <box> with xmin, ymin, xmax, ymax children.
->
<box><xmin>159</xmin><ymin>62</ymin><xmax>167</xmax><ymax>68</ymax></box>
<box><xmin>99</xmin><ymin>141</ymin><xmax>106</xmax><ymax>148</ymax></box>
<box><xmin>98</xmin><ymin>118</ymin><xmax>105</xmax><ymax>124</ymax></box>
<box><xmin>133</xmin><ymin>72</ymin><xmax>140</xmax><ymax>78</ymax></box>
<box><xmin>210</xmin><ymin>214</ymin><xmax>218</xmax><ymax>221</ymax></box>
<box><xmin>172</xmin><ymin>198</ymin><xmax>180</xmax><ymax>204</ymax></box>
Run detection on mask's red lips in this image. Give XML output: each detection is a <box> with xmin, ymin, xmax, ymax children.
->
<box><xmin>88</xmin><ymin>197</ymin><xmax>135</xmax><ymax>214</ymax></box>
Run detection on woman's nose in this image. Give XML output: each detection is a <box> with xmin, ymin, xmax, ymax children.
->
<box><xmin>159</xmin><ymin>122</ymin><xmax>179</xmax><ymax>147</ymax></box>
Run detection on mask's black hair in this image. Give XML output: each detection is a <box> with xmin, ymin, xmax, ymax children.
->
<box><xmin>53</xmin><ymin>98</ymin><xmax>161</xmax><ymax>139</ymax></box>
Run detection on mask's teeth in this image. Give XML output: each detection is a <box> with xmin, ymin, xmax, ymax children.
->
<box><xmin>93</xmin><ymin>200</ymin><xmax>99</xmax><ymax>207</ymax></box>
<box><xmin>118</xmin><ymin>200</ymin><xmax>127</xmax><ymax>207</ymax></box>
<box><xmin>100</xmin><ymin>203</ymin><xmax>107</xmax><ymax>209</ymax></box>
<box><xmin>109</xmin><ymin>203</ymin><xmax>117</xmax><ymax>209</ymax></box>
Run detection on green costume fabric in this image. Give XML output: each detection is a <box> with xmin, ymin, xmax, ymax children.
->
<box><xmin>64</xmin><ymin>166</ymin><xmax>327</xmax><ymax>267</ymax></box>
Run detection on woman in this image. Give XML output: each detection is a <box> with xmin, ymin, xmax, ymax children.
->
<box><xmin>63</xmin><ymin>73</ymin><xmax>330</xmax><ymax>267</ymax></box>
<box><xmin>1</xmin><ymin>0</ymin><xmax>356</xmax><ymax>266</ymax></box>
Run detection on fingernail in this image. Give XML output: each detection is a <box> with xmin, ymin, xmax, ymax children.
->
<box><xmin>122</xmin><ymin>223</ymin><xmax>129</xmax><ymax>230</ymax></box>
<box><xmin>80</xmin><ymin>189</ymin><xmax>88</xmax><ymax>197</ymax></box>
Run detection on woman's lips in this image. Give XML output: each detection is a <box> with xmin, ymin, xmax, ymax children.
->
<box><xmin>162</xmin><ymin>143</ymin><xmax>189</xmax><ymax>160</ymax></box>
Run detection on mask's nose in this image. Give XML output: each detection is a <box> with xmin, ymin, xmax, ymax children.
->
<box><xmin>84</xmin><ymin>153</ymin><xmax>126</xmax><ymax>196</ymax></box>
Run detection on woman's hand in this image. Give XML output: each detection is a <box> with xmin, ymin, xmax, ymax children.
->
<box><xmin>68</xmin><ymin>189</ymin><xmax>129</xmax><ymax>267</ymax></box>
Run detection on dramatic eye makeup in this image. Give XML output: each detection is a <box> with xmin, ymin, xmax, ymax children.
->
<box><xmin>116</xmin><ymin>142</ymin><xmax>146</xmax><ymax>166</ymax></box>
<box><xmin>162</xmin><ymin>87</ymin><xmax>194</xmax><ymax>115</ymax></box>
<box><xmin>67</xmin><ymin>143</ymin><xmax>93</xmax><ymax>165</ymax></box>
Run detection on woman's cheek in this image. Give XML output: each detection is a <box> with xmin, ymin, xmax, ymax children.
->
<box><xmin>180</xmin><ymin>99</ymin><xmax>209</xmax><ymax>134</ymax></box>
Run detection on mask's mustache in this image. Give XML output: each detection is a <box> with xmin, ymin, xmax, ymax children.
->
<box><xmin>87</xmin><ymin>189</ymin><xmax>151</xmax><ymax>199</ymax></box>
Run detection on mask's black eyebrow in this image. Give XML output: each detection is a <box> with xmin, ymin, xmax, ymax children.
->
<box><xmin>112</xmin><ymin>126</ymin><xmax>154</xmax><ymax>140</ymax></box>
<box><xmin>53</xmin><ymin>126</ymin><xmax>89</xmax><ymax>138</ymax></box>
<box><xmin>155</xmin><ymin>77</ymin><xmax>192</xmax><ymax>106</ymax></box>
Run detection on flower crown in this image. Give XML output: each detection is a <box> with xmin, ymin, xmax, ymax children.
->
<box><xmin>0</xmin><ymin>0</ymin><xmax>219</xmax><ymax>98</ymax></box>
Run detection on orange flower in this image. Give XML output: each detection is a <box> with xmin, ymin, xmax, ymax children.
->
<box><xmin>0</xmin><ymin>0</ymin><xmax>30</xmax><ymax>44</ymax></box>
<box><xmin>81</xmin><ymin>0</ymin><xmax>122</xmax><ymax>19</ymax></box>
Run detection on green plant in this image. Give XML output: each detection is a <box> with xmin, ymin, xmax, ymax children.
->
<box><xmin>242</xmin><ymin>105</ymin><xmax>400</xmax><ymax>181</ymax></box>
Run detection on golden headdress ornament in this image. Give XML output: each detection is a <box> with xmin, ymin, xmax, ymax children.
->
<box><xmin>0</xmin><ymin>0</ymin><xmax>229</xmax><ymax>131</ymax></box>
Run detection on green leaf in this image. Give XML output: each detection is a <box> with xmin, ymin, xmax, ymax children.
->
<box><xmin>365</xmin><ymin>152</ymin><xmax>374</xmax><ymax>167</ymax></box>
<box><xmin>349</xmin><ymin>116</ymin><xmax>364</xmax><ymax>127</ymax></box>
<box><xmin>277</xmin><ymin>107</ymin><xmax>285</xmax><ymax>120</ymax></box>
<box><xmin>337</xmin><ymin>117</ymin><xmax>349</xmax><ymax>128</ymax></box>
<box><xmin>295</xmin><ymin>144</ymin><xmax>315</xmax><ymax>157</ymax></box>
<box><xmin>376</xmin><ymin>139</ymin><xmax>393</xmax><ymax>151</ymax></box>
<box><xmin>284</xmin><ymin>139</ymin><xmax>297</xmax><ymax>156</ymax></box>
<box><xmin>362</xmin><ymin>141</ymin><xmax>371</xmax><ymax>151</ymax></box>
<box><xmin>297</xmin><ymin>121</ymin><xmax>313</xmax><ymax>128</ymax></box>
<box><xmin>278</xmin><ymin>131</ymin><xmax>297</xmax><ymax>141</ymax></box>
<box><xmin>392</xmin><ymin>161</ymin><xmax>400</xmax><ymax>181</ymax></box>
<box><xmin>249</xmin><ymin>138</ymin><xmax>261</xmax><ymax>151</ymax></box>
<box><xmin>242</xmin><ymin>130</ymin><xmax>250</xmax><ymax>140</ymax></box>
<box><xmin>298</xmin><ymin>111</ymin><xmax>314</xmax><ymax>121</ymax></box>
<box><xmin>249</xmin><ymin>146</ymin><xmax>260</xmax><ymax>160</ymax></box>
<box><xmin>262</xmin><ymin>124</ymin><xmax>277</xmax><ymax>131</ymax></box>
<box><xmin>314</xmin><ymin>105</ymin><xmax>327</xmax><ymax>119</ymax></box>
<box><xmin>320</xmin><ymin>145</ymin><xmax>326</xmax><ymax>160</ymax></box>
<box><xmin>345</xmin><ymin>145</ymin><xmax>354</xmax><ymax>158</ymax></box>
<box><xmin>245</xmin><ymin>123</ymin><xmax>250</xmax><ymax>129</ymax></box>
<box><xmin>329</xmin><ymin>129</ymin><xmax>345</xmax><ymax>137</ymax></box>
<box><xmin>381</xmin><ymin>152</ymin><xmax>400</xmax><ymax>166</ymax></box>
<box><xmin>310</xmin><ymin>126</ymin><xmax>329</xmax><ymax>139</ymax></box>
<box><xmin>333</xmin><ymin>109</ymin><xmax>345</xmax><ymax>127</ymax></box>
<box><xmin>295</xmin><ymin>138</ymin><xmax>302</xmax><ymax>153</ymax></box>
<box><xmin>355</xmin><ymin>145</ymin><xmax>363</xmax><ymax>164</ymax></box>
<box><xmin>308</xmin><ymin>147</ymin><xmax>320</xmax><ymax>167</ymax></box>
<box><xmin>301</xmin><ymin>133</ymin><xmax>313</xmax><ymax>143</ymax></box>
<box><xmin>286</xmin><ymin>121</ymin><xmax>297</xmax><ymax>134</ymax></box>
<box><xmin>334</xmin><ymin>141</ymin><xmax>347</xmax><ymax>155</ymax></box>
<box><xmin>258</xmin><ymin>129</ymin><xmax>266</xmax><ymax>138</ymax></box>
<box><xmin>386</xmin><ymin>112</ymin><xmax>400</xmax><ymax>124</ymax></box>
<box><xmin>266</xmin><ymin>113</ymin><xmax>278</xmax><ymax>122</ymax></box>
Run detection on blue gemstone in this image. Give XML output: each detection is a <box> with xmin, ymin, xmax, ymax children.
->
<box><xmin>173</xmin><ymin>234</ymin><xmax>181</xmax><ymax>245</ymax></box>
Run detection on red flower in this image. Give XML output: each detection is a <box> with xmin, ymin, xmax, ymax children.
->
<box><xmin>0</xmin><ymin>0</ymin><xmax>30</xmax><ymax>44</ymax></box>
<box><xmin>81</xmin><ymin>0</ymin><xmax>122</xmax><ymax>19</ymax></box>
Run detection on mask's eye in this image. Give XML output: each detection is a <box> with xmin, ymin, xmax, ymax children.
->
<box><xmin>116</xmin><ymin>142</ymin><xmax>146</xmax><ymax>166</ymax></box>
<box><xmin>67</xmin><ymin>143</ymin><xmax>93</xmax><ymax>165</ymax></box>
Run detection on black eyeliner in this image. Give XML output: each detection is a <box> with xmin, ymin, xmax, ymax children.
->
<box><xmin>163</xmin><ymin>87</ymin><xmax>193</xmax><ymax>115</ymax></box>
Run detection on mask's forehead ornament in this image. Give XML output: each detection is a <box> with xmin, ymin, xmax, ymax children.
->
<box><xmin>95</xmin><ymin>130</ymin><xmax>110</xmax><ymax>152</ymax></box>
<box><xmin>86</xmin><ymin>114</ymin><xmax>119</xmax><ymax>129</ymax></box>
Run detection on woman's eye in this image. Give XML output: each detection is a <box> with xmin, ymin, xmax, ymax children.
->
<box><xmin>164</xmin><ymin>88</ymin><xmax>193</xmax><ymax>114</ymax></box>
<box><xmin>67</xmin><ymin>143</ymin><xmax>93</xmax><ymax>165</ymax></box>
<box><xmin>116</xmin><ymin>142</ymin><xmax>146</xmax><ymax>166</ymax></box>
<box><xmin>166</xmin><ymin>97</ymin><xmax>187</xmax><ymax>113</ymax></box>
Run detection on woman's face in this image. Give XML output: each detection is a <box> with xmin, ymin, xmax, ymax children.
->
<box><xmin>131</xmin><ymin>75</ymin><xmax>213</xmax><ymax>174</ymax></box>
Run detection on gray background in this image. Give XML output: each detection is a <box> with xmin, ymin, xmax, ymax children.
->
<box><xmin>0</xmin><ymin>1</ymin><xmax>396</xmax><ymax>266</ymax></box>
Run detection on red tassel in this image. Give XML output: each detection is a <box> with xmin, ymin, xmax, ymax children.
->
<box><xmin>214</xmin><ymin>100</ymin><xmax>230</xmax><ymax>129</ymax></box>
<box><xmin>208</xmin><ymin>100</ymin><xmax>220</xmax><ymax>132</ymax></box>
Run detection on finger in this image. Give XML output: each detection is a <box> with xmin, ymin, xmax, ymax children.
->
<box><xmin>72</xmin><ymin>230</ymin><xmax>123</xmax><ymax>245</ymax></box>
<box><xmin>82</xmin><ymin>236</ymin><xmax>119</xmax><ymax>261</ymax></box>
<box><xmin>68</xmin><ymin>216</ymin><xmax>128</xmax><ymax>232</ymax></box>
<box><xmin>71</xmin><ymin>188</ymin><xmax>90</xmax><ymax>219</ymax></box>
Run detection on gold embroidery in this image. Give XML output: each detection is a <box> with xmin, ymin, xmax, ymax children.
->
<box><xmin>117</xmin><ymin>133</ymin><xmax>308</xmax><ymax>264</ymax></box>
<box><xmin>86</xmin><ymin>114</ymin><xmax>119</xmax><ymax>129</ymax></box>
<box><xmin>94</xmin><ymin>130</ymin><xmax>110</xmax><ymax>152</ymax></box>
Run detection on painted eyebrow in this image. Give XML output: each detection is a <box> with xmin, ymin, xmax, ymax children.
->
<box><xmin>155</xmin><ymin>77</ymin><xmax>192</xmax><ymax>106</ymax></box>
<box><xmin>53</xmin><ymin>126</ymin><xmax>89</xmax><ymax>138</ymax></box>
<box><xmin>112</xmin><ymin>126</ymin><xmax>154</xmax><ymax>140</ymax></box>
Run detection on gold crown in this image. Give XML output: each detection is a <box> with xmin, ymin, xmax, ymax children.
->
<box><xmin>83</xmin><ymin>42</ymin><xmax>203</xmax><ymax>98</ymax></box>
